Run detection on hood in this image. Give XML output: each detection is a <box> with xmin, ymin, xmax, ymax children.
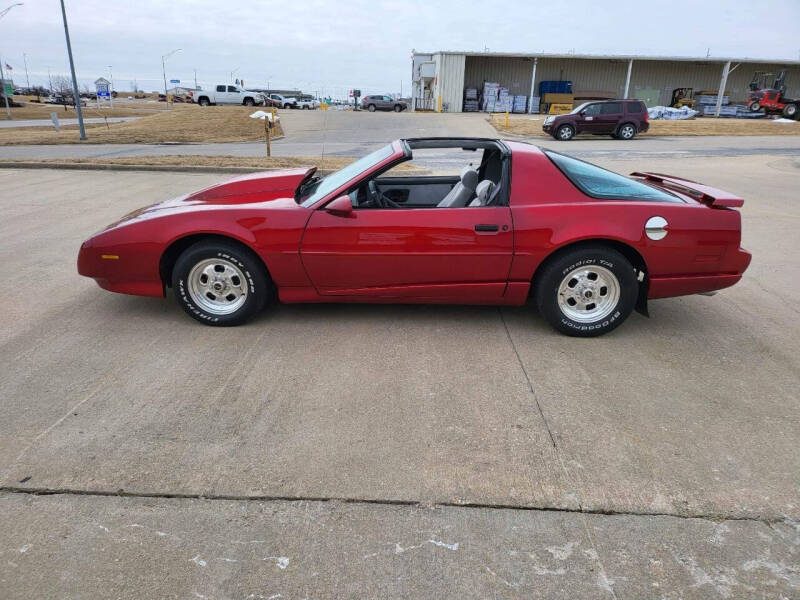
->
<box><xmin>100</xmin><ymin>168</ymin><xmax>315</xmax><ymax>232</ymax></box>
<box><xmin>183</xmin><ymin>167</ymin><xmax>315</xmax><ymax>205</ymax></box>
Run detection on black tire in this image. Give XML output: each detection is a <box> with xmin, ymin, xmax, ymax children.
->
<box><xmin>555</xmin><ymin>124</ymin><xmax>574</xmax><ymax>141</ymax></box>
<box><xmin>368</xmin><ymin>104</ymin><xmax>376</xmax><ymax>112</ymax></box>
<box><xmin>748</xmin><ymin>101</ymin><xmax>761</xmax><ymax>112</ymax></box>
<box><xmin>393</xmin><ymin>104</ymin><xmax>402</xmax><ymax>112</ymax></box>
<box><xmin>172</xmin><ymin>240</ymin><xmax>272</xmax><ymax>326</ymax></box>
<box><xmin>198</xmin><ymin>97</ymin><xmax>210</xmax><ymax>107</ymax></box>
<box><xmin>534</xmin><ymin>246</ymin><xmax>638</xmax><ymax>337</ymax></box>
<box><xmin>782</xmin><ymin>103</ymin><xmax>798</xmax><ymax>119</ymax></box>
<box><xmin>616</xmin><ymin>122</ymin><xmax>637</xmax><ymax>140</ymax></box>
<box><xmin>244</xmin><ymin>97</ymin><xmax>255</xmax><ymax>107</ymax></box>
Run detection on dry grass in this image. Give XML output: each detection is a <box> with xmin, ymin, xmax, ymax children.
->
<box><xmin>490</xmin><ymin>114</ymin><xmax>800</xmax><ymax>137</ymax></box>
<box><xmin>0</xmin><ymin>105</ymin><xmax>285</xmax><ymax>145</ymax></box>
<box><xmin>2</xmin><ymin>154</ymin><xmax>422</xmax><ymax>172</ymax></box>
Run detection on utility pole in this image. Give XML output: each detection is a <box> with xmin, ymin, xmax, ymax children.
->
<box><xmin>47</xmin><ymin>66</ymin><xmax>52</xmax><ymax>92</ymax></box>
<box><xmin>107</xmin><ymin>64</ymin><xmax>113</xmax><ymax>108</ymax></box>
<box><xmin>161</xmin><ymin>48</ymin><xmax>181</xmax><ymax>107</ymax></box>
<box><xmin>193</xmin><ymin>68</ymin><xmax>197</xmax><ymax>89</ymax></box>
<box><xmin>23</xmin><ymin>52</ymin><xmax>29</xmax><ymax>88</ymax></box>
<box><xmin>59</xmin><ymin>0</ymin><xmax>86</xmax><ymax>139</ymax></box>
<box><xmin>0</xmin><ymin>3</ymin><xmax>24</xmax><ymax>120</ymax></box>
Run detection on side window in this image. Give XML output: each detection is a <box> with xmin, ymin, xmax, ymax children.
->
<box><xmin>216</xmin><ymin>85</ymin><xmax>226</xmax><ymax>92</ymax></box>
<box><xmin>626</xmin><ymin>101</ymin><xmax>643</xmax><ymax>113</ymax></box>
<box><xmin>227</xmin><ymin>86</ymin><xmax>238</xmax><ymax>93</ymax></box>
<box><xmin>383</xmin><ymin>96</ymin><xmax>391</xmax><ymax>102</ymax></box>
<box><xmin>583</xmin><ymin>103</ymin><xmax>601</xmax><ymax>116</ymax></box>
<box><xmin>600</xmin><ymin>102</ymin><xmax>623</xmax><ymax>114</ymax></box>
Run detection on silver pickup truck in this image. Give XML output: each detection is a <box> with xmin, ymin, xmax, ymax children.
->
<box><xmin>189</xmin><ymin>85</ymin><xmax>265</xmax><ymax>106</ymax></box>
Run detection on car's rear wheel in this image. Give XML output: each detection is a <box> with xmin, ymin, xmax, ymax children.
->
<box><xmin>172</xmin><ymin>240</ymin><xmax>271</xmax><ymax>326</ymax></box>
<box><xmin>617</xmin><ymin>123</ymin><xmax>637</xmax><ymax>140</ymax></box>
<box><xmin>198</xmin><ymin>97</ymin><xmax>210</xmax><ymax>106</ymax></box>
<box><xmin>556</xmin><ymin>124</ymin><xmax>574</xmax><ymax>140</ymax></box>
<box><xmin>393</xmin><ymin>104</ymin><xmax>402</xmax><ymax>112</ymax></box>
<box><xmin>368</xmin><ymin>104</ymin><xmax>376</xmax><ymax>112</ymax></box>
<box><xmin>535</xmin><ymin>246</ymin><xmax>638</xmax><ymax>337</ymax></box>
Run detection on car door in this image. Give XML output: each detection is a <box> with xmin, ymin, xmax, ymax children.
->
<box><xmin>215</xmin><ymin>84</ymin><xmax>226</xmax><ymax>103</ymax></box>
<box><xmin>575</xmin><ymin>103</ymin><xmax>602</xmax><ymax>133</ymax></box>
<box><xmin>226</xmin><ymin>85</ymin><xmax>241</xmax><ymax>105</ymax></box>
<box><xmin>300</xmin><ymin>204</ymin><xmax>514</xmax><ymax>300</ymax></box>
<box><xmin>596</xmin><ymin>101</ymin><xmax>624</xmax><ymax>134</ymax></box>
<box><xmin>382</xmin><ymin>96</ymin><xmax>393</xmax><ymax>109</ymax></box>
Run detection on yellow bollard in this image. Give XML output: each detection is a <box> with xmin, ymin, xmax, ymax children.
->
<box><xmin>505</xmin><ymin>110</ymin><xmax>509</xmax><ymax>127</ymax></box>
<box><xmin>437</xmin><ymin>94</ymin><xmax>442</xmax><ymax>113</ymax></box>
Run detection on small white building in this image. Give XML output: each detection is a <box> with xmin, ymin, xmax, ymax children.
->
<box><xmin>411</xmin><ymin>50</ymin><xmax>800</xmax><ymax>113</ymax></box>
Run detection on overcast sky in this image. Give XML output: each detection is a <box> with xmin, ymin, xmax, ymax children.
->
<box><xmin>1</xmin><ymin>0</ymin><xmax>798</xmax><ymax>97</ymax></box>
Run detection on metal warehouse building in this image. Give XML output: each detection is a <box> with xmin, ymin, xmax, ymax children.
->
<box><xmin>411</xmin><ymin>51</ymin><xmax>800</xmax><ymax>114</ymax></box>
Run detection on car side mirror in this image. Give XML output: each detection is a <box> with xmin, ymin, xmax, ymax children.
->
<box><xmin>325</xmin><ymin>195</ymin><xmax>353</xmax><ymax>217</ymax></box>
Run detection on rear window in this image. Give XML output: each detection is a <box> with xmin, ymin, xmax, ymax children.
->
<box><xmin>600</xmin><ymin>102</ymin><xmax>623</xmax><ymax>114</ymax></box>
<box><xmin>626</xmin><ymin>101</ymin><xmax>643</xmax><ymax>113</ymax></box>
<box><xmin>545</xmin><ymin>151</ymin><xmax>683</xmax><ymax>203</ymax></box>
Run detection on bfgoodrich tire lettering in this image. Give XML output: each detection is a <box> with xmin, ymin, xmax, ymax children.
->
<box><xmin>535</xmin><ymin>246</ymin><xmax>638</xmax><ymax>337</ymax></box>
<box><xmin>172</xmin><ymin>240</ymin><xmax>271</xmax><ymax>326</ymax></box>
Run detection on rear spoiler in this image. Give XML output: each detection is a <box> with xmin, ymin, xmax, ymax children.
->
<box><xmin>630</xmin><ymin>172</ymin><xmax>744</xmax><ymax>208</ymax></box>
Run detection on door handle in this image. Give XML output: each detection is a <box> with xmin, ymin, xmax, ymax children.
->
<box><xmin>475</xmin><ymin>224</ymin><xmax>499</xmax><ymax>232</ymax></box>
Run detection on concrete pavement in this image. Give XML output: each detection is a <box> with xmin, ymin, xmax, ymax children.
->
<box><xmin>0</xmin><ymin>116</ymin><xmax>139</xmax><ymax>129</ymax></box>
<box><xmin>0</xmin><ymin>154</ymin><xmax>798</xmax><ymax>598</ymax></box>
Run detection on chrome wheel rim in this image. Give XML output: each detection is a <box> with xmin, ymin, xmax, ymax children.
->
<box><xmin>557</xmin><ymin>265</ymin><xmax>620</xmax><ymax>323</ymax></box>
<box><xmin>188</xmin><ymin>258</ymin><xmax>248</xmax><ymax>315</ymax></box>
<box><xmin>558</xmin><ymin>127</ymin><xmax>572</xmax><ymax>140</ymax></box>
<box><xmin>621</xmin><ymin>125</ymin><xmax>634</xmax><ymax>138</ymax></box>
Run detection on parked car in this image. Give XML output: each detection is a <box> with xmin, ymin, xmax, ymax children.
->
<box><xmin>268</xmin><ymin>93</ymin><xmax>297</xmax><ymax>109</ymax></box>
<box><xmin>77</xmin><ymin>137</ymin><xmax>750</xmax><ymax>337</ymax></box>
<box><xmin>361</xmin><ymin>95</ymin><xmax>408</xmax><ymax>112</ymax></box>
<box><xmin>44</xmin><ymin>94</ymin><xmax>87</xmax><ymax>107</ymax></box>
<box><xmin>295</xmin><ymin>96</ymin><xmax>319</xmax><ymax>110</ymax></box>
<box><xmin>189</xmin><ymin>85</ymin><xmax>265</xmax><ymax>106</ymax></box>
<box><xmin>543</xmin><ymin>99</ymin><xmax>649</xmax><ymax>140</ymax></box>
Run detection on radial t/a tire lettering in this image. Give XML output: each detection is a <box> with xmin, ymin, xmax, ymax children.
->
<box><xmin>172</xmin><ymin>240</ymin><xmax>272</xmax><ymax>326</ymax></box>
<box><xmin>535</xmin><ymin>246</ymin><xmax>638</xmax><ymax>337</ymax></box>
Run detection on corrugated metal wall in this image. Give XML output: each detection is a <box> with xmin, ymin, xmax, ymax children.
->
<box><xmin>433</xmin><ymin>53</ymin><xmax>466</xmax><ymax>112</ymax></box>
<box><xmin>455</xmin><ymin>54</ymin><xmax>800</xmax><ymax>109</ymax></box>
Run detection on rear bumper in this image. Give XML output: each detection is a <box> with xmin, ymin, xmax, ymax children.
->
<box><xmin>648</xmin><ymin>247</ymin><xmax>751</xmax><ymax>299</ymax></box>
<box><xmin>640</xmin><ymin>121</ymin><xmax>650</xmax><ymax>133</ymax></box>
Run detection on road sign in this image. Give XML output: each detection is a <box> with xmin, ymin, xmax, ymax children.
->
<box><xmin>170</xmin><ymin>79</ymin><xmax>180</xmax><ymax>84</ymax></box>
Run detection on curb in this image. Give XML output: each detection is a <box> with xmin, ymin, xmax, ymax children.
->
<box><xmin>0</xmin><ymin>161</ymin><xmax>335</xmax><ymax>176</ymax></box>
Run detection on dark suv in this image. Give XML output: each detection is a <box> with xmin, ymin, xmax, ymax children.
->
<box><xmin>361</xmin><ymin>95</ymin><xmax>408</xmax><ymax>112</ymax></box>
<box><xmin>542</xmin><ymin>100</ymin><xmax>649</xmax><ymax>141</ymax></box>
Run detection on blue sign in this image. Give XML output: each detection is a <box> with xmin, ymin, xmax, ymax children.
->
<box><xmin>170</xmin><ymin>79</ymin><xmax>180</xmax><ymax>84</ymax></box>
<box><xmin>97</xmin><ymin>90</ymin><xmax>110</xmax><ymax>98</ymax></box>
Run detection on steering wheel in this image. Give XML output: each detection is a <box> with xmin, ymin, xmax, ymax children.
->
<box><xmin>368</xmin><ymin>180</ymin><xmax>401</xmax><ymax>208</ymax></box>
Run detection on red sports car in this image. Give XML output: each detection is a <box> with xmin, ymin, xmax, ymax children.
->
<box><xmin>77</xmin><ymin>138</ymin><xmax>751</xmax><ymax>337</ymax></box>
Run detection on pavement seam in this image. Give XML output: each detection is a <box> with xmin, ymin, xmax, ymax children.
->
<box><xmin>498</xmin><ymin>308</ymin><xmax>619</xmax><ymax>599</ymax></box>
<box><xmin>0</xmin><ymin>486</ymin><xmax>789</xmax><ymax>525</ymax></box>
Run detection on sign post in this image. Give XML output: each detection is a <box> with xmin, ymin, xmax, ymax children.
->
<box><xmin>94</xmin><ymin>77</ymin><xmax>111</xmax><ymax>109</ymax></box>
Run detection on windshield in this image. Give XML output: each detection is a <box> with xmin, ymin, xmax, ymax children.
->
<box><xmin>570</xmin><ymin>102</ymin><xmax>590</xmax><ymax>114</ymax></box>
<box><xmin>298</xmin><ymin>144</ymin><xmax>396</xmax><ymax>206</ymax></box>
<box><xmin>545</xmin><ymin>151</ymin><xmax>683</xmax><ymax>203</ymax></box>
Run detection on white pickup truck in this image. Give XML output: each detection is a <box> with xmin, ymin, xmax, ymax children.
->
<box><xmin>189</xmin><ymin>85</ymin><xmax>265</xmax><ymax>107</ymax></box>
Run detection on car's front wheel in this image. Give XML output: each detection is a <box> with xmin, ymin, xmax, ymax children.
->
<box><xmin>367</xmin><ymin>104</ymin><xmax>376</xmax><ymax>112</ymax></box>
<box><xmin>172</xmin><ymin>240</ymin><xmax>272</xmax><ymax>326</ymax></box>
<box><xmin>535</xmin><ymin>246</ymin><xmax>638</xmax><ymax>337</ymax></box>
<box><xmin>244</xmin><ymin>97</ymin><xmax>255</xmax><ymax>106</ymax></box>
<box><xmin>556</xmin><ymin>124</ymin><xmax>574</xmax><ymax>140</ymax></box>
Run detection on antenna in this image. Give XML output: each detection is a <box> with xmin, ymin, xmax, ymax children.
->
<box><xmin>320</xmin><ymin>96</ymin><xmax>329</xmax><ymax>166</ymax></box>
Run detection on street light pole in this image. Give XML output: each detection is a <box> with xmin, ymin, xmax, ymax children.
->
<box><xmin>0</xmin><ymin>2</ymin><xmax>24</xmax><ymax>120</ymax></box>
<box><xmin>23</xmin><ymin>52</ymin><xmax>29</xmax><ymax>88</ymax></box>
<box><xmin>107</xmin><ymin>65</ymin><xmax>113</xmax><ymax>108</ymax></box>
<box><xmin>161</xmin><ymin>48</ymin><xmax>181</xmax><ymax>108</ymax></box>
<box><xmin>59</xmin><ymin>0</ymin><xmax>86</xmax><ymax>139</ymax></box>
<box><xmin>230</xmin><ymin>68</ymin><xmax>239</xmax><ymax>85</ymax></box>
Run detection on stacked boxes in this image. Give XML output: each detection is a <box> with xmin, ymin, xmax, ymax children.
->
<box><xmin>697</xmin><ymin>93</ymin><xmax>730</xmax><ymax>106</ymax></box>
<box><xmin>463</xmin><ymin>88</ymin><xmax>479</xmax><ymax>112</ymax></box>
<box><xmin>481</xmin><ymin>82</ymin><xmax>500</xmax><ymax>111</ymax></box>
<box><xmin>512</xmin><ymin>95</ymin><xmax>527</xmax><ymax>113</ymax></box>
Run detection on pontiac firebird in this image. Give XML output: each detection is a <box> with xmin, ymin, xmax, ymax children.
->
<box><xmin>77</xmin><ymin>138</ymin><xmax>751</xmax><ymax>337</ymax></box>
